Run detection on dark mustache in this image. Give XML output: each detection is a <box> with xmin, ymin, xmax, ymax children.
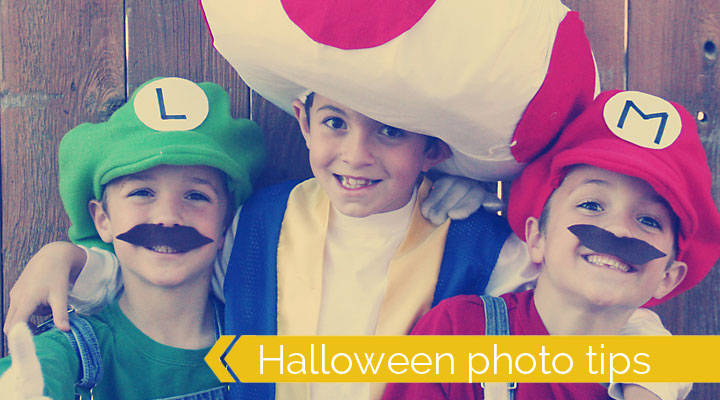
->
<box><xmin>116</xmin><ymin>224</ymin><xmax>213</xmax><ymax>252</ymax></box>
<box><xmin>567</xmin><ymin>224</ymin><xmax>666</xmax><ymax>265</ymax></box>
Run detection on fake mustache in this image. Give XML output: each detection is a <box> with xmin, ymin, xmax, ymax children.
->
<box><xmin>116</xmin><ymin>224</ymin><xmax>213</xmax><ymax>252</ymax></box>
<box><xmin>567</xmin><ymin>224</ymin><xmax>666</xmax><ymax>266</ymax></box>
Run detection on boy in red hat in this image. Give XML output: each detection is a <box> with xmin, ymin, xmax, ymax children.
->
<box><xmin>383</xmin><ymin>90</ymin><xmax>720</xmax><ymax>400</ymax></box>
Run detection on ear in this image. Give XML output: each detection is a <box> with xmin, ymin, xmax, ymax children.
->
<box><xmin>88</xmin><ymin>200</ymin><xmax>113</xmax><ymax>243</ymax></box>
<box><xmin>525</xmin><ymin>217</ymin><xmax>545</xmax><ymax>264</ymax></box>
<box><xmin>652</xmin><ymin>260</ymin><xmax>687</xmax><ymax>300</ymax></box>
<box><xmin>292</xmin><ymin>98</ymin><xmax>312</xmax><ymax>149</ymax></box>
<box><xmin>421</xmin><ymin>140</ymin><xmax>452</xmax><ymax>172</ymax></box>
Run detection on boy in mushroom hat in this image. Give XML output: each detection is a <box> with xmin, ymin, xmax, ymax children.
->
<box><xmin>198</xmin><ymin>0</ymin><xmax>598</xmax><ymax>181</ymax></box>
<box><xmin>0</xmin><ymin>77</ymin><xmax>264</xmax><ymax>399</ymax></box>
<box><xmin>384</xmin><ymin>90</ymin><xmax>720</xmax><ymax>399</ymax></box>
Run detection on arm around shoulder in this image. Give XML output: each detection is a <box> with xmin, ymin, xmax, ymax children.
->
<box><xmin>4</xmin><ymin>242</ymin><xmax>87</xmax><ymax>333</ymax></box>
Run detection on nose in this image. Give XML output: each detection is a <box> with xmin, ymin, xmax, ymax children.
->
<box><xmin>601</xmin><ymin>213</ymin><xmax>635</xmax><ymax>240</ymax></box>
<box><xmin>339</xmin><ymin>130</ymin><xmax>375</xmax><ymax>167</ymax></box>
<box><xmin>151</xmin><ymin>195</ymin><xmax>184</xmax><ymax>227</ymax></box>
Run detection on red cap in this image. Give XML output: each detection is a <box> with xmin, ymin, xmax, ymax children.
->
<box><xmin>508</xmin><ymin>90</ymin><xmax>720</xmax><ymax>305</ymax></box>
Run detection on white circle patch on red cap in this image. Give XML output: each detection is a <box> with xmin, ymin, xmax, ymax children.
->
<box><xmin>603</xmin><ymin>91</ymin><xmax>682</xmax><ymax>149</ymax></box>
<box><xmin>133</xmin><ymin>77</ymin><xmax>209</xmax><ymax>131</ymax></box>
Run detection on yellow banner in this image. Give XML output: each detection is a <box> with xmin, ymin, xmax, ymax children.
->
<box><xmin>205</xmin><ymin>335</ymin><xmax>720</xmax><ymax>383</ymax></box>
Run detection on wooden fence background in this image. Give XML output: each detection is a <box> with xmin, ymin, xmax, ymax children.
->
<box><xmin>1</xmin><ymin>1</ymin><xmax>718</xmax><ymax>398</ymax></box>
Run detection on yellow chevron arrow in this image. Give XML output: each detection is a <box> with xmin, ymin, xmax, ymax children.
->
<box><xmin>204</xmin><ymin>335</ymin><xmax>236</xmax><ymax>383</ymax></box>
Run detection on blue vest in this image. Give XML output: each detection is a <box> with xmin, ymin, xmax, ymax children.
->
<box><xmin>225</xmin><ymin>179</ymin><xmax>511</xmax><ymax>399</ymax></box>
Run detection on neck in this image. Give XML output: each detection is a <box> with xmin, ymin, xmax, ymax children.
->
<box><xmin>118</xmin><ymin>274</ymin><xmax>215</xmax><ymax>349</ymax></box>
<box><xmin>533</xmin><ymin>280</ymin><xmax>635</xmax><ymax>335</ymax></box>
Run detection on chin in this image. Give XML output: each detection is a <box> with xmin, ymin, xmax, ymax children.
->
<box><xmin>333</xmin><ymin>204</ymin><xmax>374</xmax><ymax>218</ymax></box>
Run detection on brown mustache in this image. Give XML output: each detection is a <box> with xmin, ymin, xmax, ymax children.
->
<box><xmin>116</xmin><ymin>224</ymin><xmax>213</xmax><ymax>252</ymax></box>
<box><xmin>568</xmin><ymin>224</ymin><xmax>666</xmax><ymax>265</ymax></box>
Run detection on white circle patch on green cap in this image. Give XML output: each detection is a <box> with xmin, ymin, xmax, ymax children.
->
<box><xmin>603</xmin><ymin>91</ymin><xmax>682</xmax><ymax>149</ymax></box>
<box><xmin>133</xmin><ymin>77</ymin><xmax>210</xmax><ymax>131</ymax></box>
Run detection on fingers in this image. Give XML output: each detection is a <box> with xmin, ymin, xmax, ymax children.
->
<box><xmin>47</xmin><ymin>285</ymin><xmax>70</xmax><ymax>332</ymax></box>
<box><xmin>422</xmin><ymin>175</ymin><xmax>507</xmax><ymax>225</ymax></box>
<box><xmin>4</xmin><ymin>289</ymin><xmax>34</xmax><ymax>335</ymax></box>
<box><xmin>420</xmin><ymin>178</ymin><xmax>453</xmax><ymax>219</ymax></box>
<box><xmin>6</xmin><ymin>323</ymin><xmax>45</xmax><ymax>397</ymax></box>
<box><xmin>421</xmin><ymin>177</ymin><xmax>467</xmax><ymax>225</ymax></box>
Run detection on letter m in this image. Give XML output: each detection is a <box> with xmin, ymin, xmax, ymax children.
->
<box><xmin>617</xmin><ymin>100</ymin><xmax>669</xmax><ymax>145</ymax></box>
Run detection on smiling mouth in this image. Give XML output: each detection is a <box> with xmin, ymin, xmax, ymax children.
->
<box><xmin>147</xmin><ymin>245</ymin><xmax>184</xmax><ymax>254</ymax></box>
<box><xmin>334</xmin><ymin>174</ymin><xmax>381</xmax><ymax>189</ymax></box>
<box><xmin>582</xmin><ymin>254</ymin><xmax>636</xmax><ymax>273</ymax></box>
<box><xmin>116</xmin><ymin>224</ymin><xmax>214</xmax><ymax>253</ymax></box>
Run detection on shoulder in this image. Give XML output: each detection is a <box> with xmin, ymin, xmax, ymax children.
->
<box><xmin>449</xmin><ymin>208</ymin><xmax>511</xmax><ymax>234</ymax></box>
<box><xmin>243</xmin><ymin>180</ymin><xmax>302</xmax><ymax>202</ymax></box>
<box><xmin>235</xmin><ymin>178</ymin><xmax>313</xmax><ymax>219</ymax></box>
<box><xmin>246</xmin><ymin>179</ymin><xmax>309</xmax><ymax>202</ymax></box>
<box><xmin>412</xmin><ymin>295</ymin><xmax>487</xmax><ymax>335</ymax></box>
<box><xmin>445</xmin><ymin>209</ymin><xmax>512</xmax><ymax>253</ymax></box>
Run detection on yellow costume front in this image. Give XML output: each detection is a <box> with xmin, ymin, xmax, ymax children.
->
<box><xmin>225</xmin><ymin>177</ymin><xmax>511</xmax><ymax>400</ymax></box>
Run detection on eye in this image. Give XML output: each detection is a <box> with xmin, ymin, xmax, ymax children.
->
<box><xmin>638</xmin><ymin>216</ymin><xmax>662</xmax><ymax>230</ymax></box>
<box><xmin>186</xmin><ymin>191</ymin><xmax>211</xmax><ymax>202</ymax></box>
<box><xmin>322</xmin><ymin>117</ymin><xmax>347</xmax><ymax>130</ymax></box>
<box><xmin>577</xmin><ymin>200</ymin><xmax>603</xmax><ymax>212</ymax></box>
<box><xmin>128</xmin><ymin>188</ymin><xmax>153</xmax><ymax>198</ymax></box>
<box><xmin>378</xmin><ymin>125</ymin><xmax>405</xmax><ymax>138</ymax></box>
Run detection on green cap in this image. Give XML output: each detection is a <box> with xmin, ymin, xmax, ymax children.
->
<box><xmin>59</xmin><ymin>77</ymin><xmax>265</xmax><ymax>251</ymax></box>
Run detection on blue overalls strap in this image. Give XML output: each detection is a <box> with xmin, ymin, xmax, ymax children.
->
<box><xmin>224</xmin><ymin>179</ymin><xmax>303</xmax><ymax>400</ymax></box>
<box><xmin>478</xmin><ymin>295</ymin><xmax>517</xmax><ymax>400</ymax></box>
<box><xmin>56</xmin><ymin>311</ymin><xmax>103</xmax><ymax>392</ymax></box>
<box><xmin>431</xmin><ymin>210</ymin><xmax>512</xmax><ymax>307</ymax></box>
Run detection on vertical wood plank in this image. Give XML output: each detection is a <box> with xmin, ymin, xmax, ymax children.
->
<box><xmin>0</xmin><ymin>1</ymin><xmax>125</xmax><ymax>354</ymax></box>
<box><xmin>251</xmin><ymin>93</ymin><xmax>313</xmax><ymax>186</ymax></box>
<box><xmin>124</xmin><ymin>0</ymin><xmax>250</xmax><ymax>118</ymax></box>
<box><xmin>629</xmin><ymin>1</ymin><xmax>720</xmax><ymax>398</ymax></box>
<box><xmin>565</xmin><ymin>0</ymin><xmax>627</xmax><ymax>90</ymax></box>
<box><xmin>124</xmin><ymin>0</ymin><xmax>310</xmax><ymax>188</ymax></box>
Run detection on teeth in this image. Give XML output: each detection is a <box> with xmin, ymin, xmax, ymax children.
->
<box><xmin>150</xmin><ymin>245</ymin><xmax>181</xmax><ymax>254</ymax></box>
<box><xmin>339</xmin><ymin>176</ymin><xmax>377</xmax><ymax>189</ymax></box>
<box><xmin>585</xmin><ymin>254</ymin><xmax>630</xmax><ymax>273</ymax></box>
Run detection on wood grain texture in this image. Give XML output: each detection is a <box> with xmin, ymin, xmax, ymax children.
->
<box><xmin>125</xmin><ymin>0</ymin><xmax>250</xmax><ymax>117</ymax></box>
<box><xmin>629</xmin><ymin>1</ymin><xmax>720</xmax><ymax>397</ymax></box>
<box><xmin>251</xmin><ymin>92</ymin><xmax>313</xmax><ymax>187</ymax></box>
<box><xmin>1</xmin><ymin>0</ymin><xmax>125</xmax><ymax>353</ymax></box>
<box><xmin>565</xmin><ymin>0</ymin><xmax>626</xmax><ymax>90</ymax></box>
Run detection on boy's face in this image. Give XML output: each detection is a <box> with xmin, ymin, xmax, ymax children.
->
<box><xmin>89</xmin><ymin>164</ymin><xmax>228</xmax><ymax>290</ymax></box>
<box><xmin>526</xmin><ymin>165</ymin><xmax>686</xmax><ymax>310</ymax></box>
<box><xmin>293</xmin><ymin>94</ymin><xmax>449</xmax><ymax>217</ymax></box>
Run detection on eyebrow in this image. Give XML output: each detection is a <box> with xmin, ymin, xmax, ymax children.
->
<box><xmin>118</xmin><ymin>174</ymin><xmax>153</xmax><ymax>184</ymax></box>
<box><xmin>579</xmin><ymin>178</ymin><xmax>610</xmax><ymax>187</ymax></box>
<box><xmin>119</xmin><ymin>174</ymin><xmax>222</xmax><ymax>196</ymax></box>
<box><xmin>316</xmin><ymin>104</ymin><xmax>347</xmax><ymax>116</ymax></box>
<box><xmin>577</xmin><ymin>178</ymin><xmax>668</xmax><ymax>206</ymax></box>
<box><xmin>188</xmin><ymin>176</ymin><xmax>222</xmax><ymax>196</ymax></box>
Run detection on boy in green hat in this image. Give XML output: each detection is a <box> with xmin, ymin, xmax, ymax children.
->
<box><xmin>0</xmin><ymin>76</ymin><xmax>265</xmax><ymax>399</ymax></box>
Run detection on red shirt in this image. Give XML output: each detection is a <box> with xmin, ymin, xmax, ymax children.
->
<box><xmin>382</xmin><ymin>291</ymin><xmax>611</xmax><ymax>399</ymax></box>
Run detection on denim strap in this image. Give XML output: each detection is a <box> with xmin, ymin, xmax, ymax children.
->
<box><xmin>57</xmin><ymin>312</ymin><xmax>103</xmax><ymax>391</ymax></box>
<box><xmin>479</xmin><ymin>295</ymin><xmax>516</xmax><ymax>400</ymax></box>
<box><xmin>157</xmin><ymin>384</ymin><xmax>229</xmax><ymax>400</ymax></box>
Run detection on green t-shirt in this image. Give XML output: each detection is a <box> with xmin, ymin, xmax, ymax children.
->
<box><xmin>0</xmin><ymin>302</ymin><xmax>222</xmax><ymax>399</ymax></box>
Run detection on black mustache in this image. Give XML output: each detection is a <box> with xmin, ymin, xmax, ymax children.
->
<box><xmin>116</xmin><ymin>224</ymin><xmax>213</xmax><ymax>252</ymax></box>
<box><xmin>568</xmin><ymin>224</ymin><xmax>666</xmax><ymax>265</ymax></box>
